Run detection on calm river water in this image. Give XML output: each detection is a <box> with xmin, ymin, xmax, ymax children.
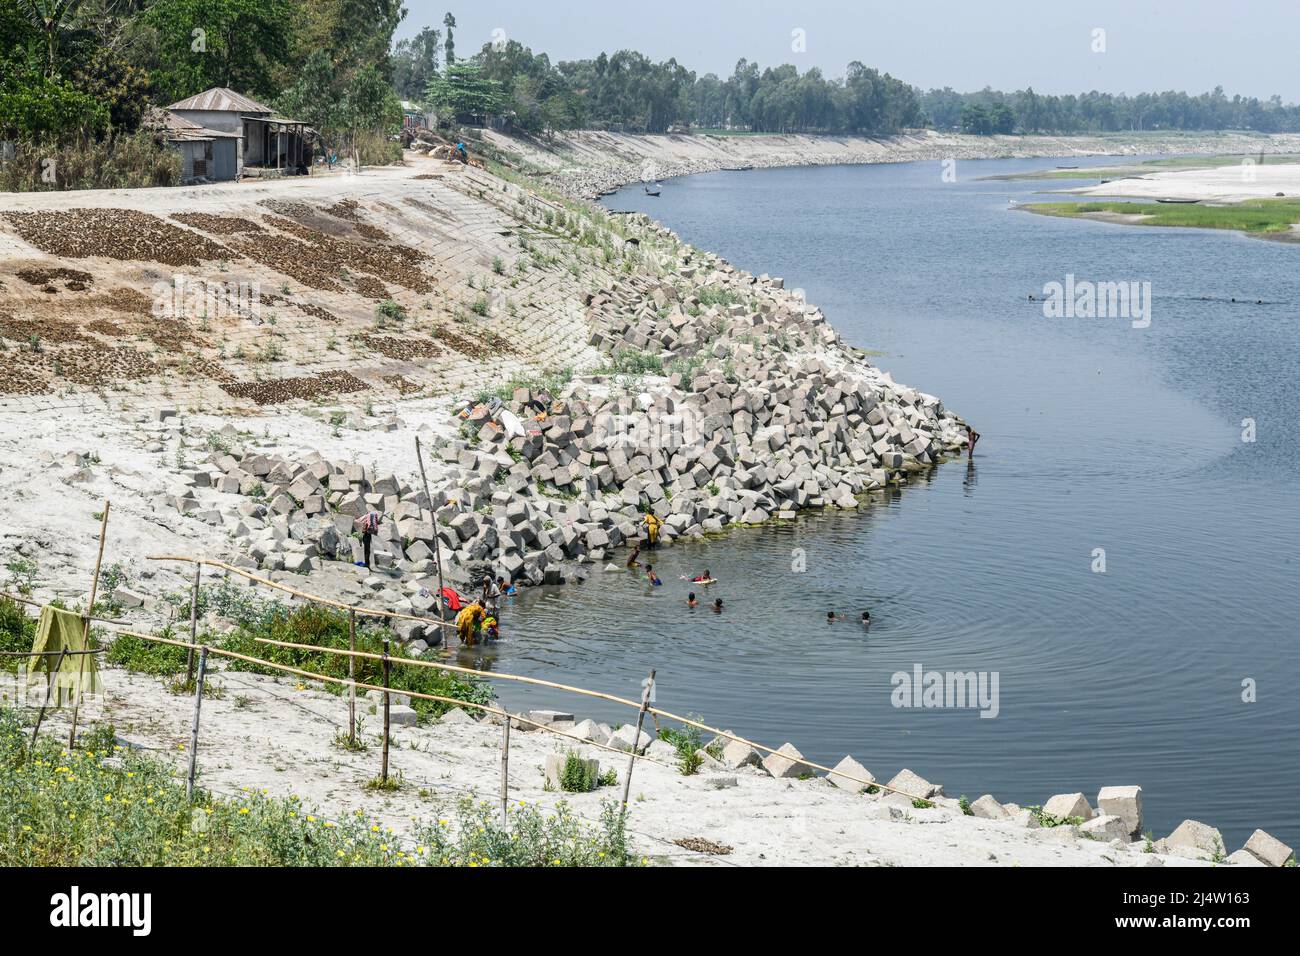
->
<box><xmin>471</xmin><ymin>155</ymin><xmax>1298</xmax><ymax>849</ymax></box>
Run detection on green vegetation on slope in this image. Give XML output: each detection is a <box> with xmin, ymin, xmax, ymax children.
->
<box><xmin>0</xmin><ymin>708</ymin><xmax>638</xmax><ymax>866</ymax></box>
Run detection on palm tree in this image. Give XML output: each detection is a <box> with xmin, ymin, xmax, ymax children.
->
<box><xmin>18</xmin><ymin>0</ymin><xmax>83</xmax><ymax>78</ymax></box>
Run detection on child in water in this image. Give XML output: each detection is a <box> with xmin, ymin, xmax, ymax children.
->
<box><xmin>645</xmin><ymin>564</ymin><xmax>662</xmax><ymax>586</ymax></box>
<box><xmin>712</xmin><ymin>598</ymin><xmax>723</xmax><ymax>612</ymax></box>
<box><xmin>687</xmin><ymin>592</ymin><xmax>698</xmax><ymax>608</ymax></box>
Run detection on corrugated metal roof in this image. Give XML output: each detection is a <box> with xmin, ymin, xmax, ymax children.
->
<box><xmin>144</xmin><ymin>107</ymin><xmax>241</xmax><ymax>141</ymax></box>
<box><xmin>166</xmin><ymin>87</ymin><xmax>274</xmax><ymax>114</ymax></box>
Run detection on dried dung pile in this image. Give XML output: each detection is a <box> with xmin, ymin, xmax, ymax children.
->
<box><xmin>16</xmin><ymin>267</ymin><xmax>93</xmax><ymax>291</ymax></box>
<box><xmin>4</xmin><ymin>209</ymin><xmax>230</xmax><ymax>266</ymax></box>
<box><xmin>433</xmin><ymin>324</ymin><xmax>516</xmax><ymax>359</ymax></box>
<box><xmin>352</xmin><ymin>275</ymin><xmax>390</xmax><ymax>299</ymax></box>
<box><xmin>358</xmin><ymin>334</ymin><xmax>444</xmax><ymax>360</ymax></box>
<box><xmin>261</xmin><ymin>215</ymin><xmax>434</xmax><ymax>293</ymax></box>
<box><xmin>220</xmin><ymin>370</ymin><xmax>369</xmax><ymax>406</ymax></box>
<box><xmin>171</xmin><ymin>213</ymin><xmax>265</xmax><ymax>235</ymax></box>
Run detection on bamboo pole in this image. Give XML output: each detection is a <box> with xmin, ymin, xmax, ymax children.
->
<box><xmin>0</xmin><ymin>648</ymin><xmax>102</xmax><ymax>659</ymax></box>
<box><xmin>347</xmin><ymin>609</ymin><xmax>357</xmax><ymax>747</ymax></box>
<box><xmin>621</xmin><ymin>669</ymin><xmax>655</xmax><ymax>811</ymax></box>
<box><xmin>186</xmin><ymin>562</ymin><xmax>200</xmax><ymax>684</ymax></box>
<box><xmin>0</xmin><ymin>592</ymin><xmax>129</xmax><ymax>626</ymax></box>
<box><xmin>108</xmin><ymin>631</ymin><xmax>680</xmax><ymax>771</ymax></box>
<box><xmin>381</xmin><ymin>638</ymin><xmax>391</xmax><ymax>784</ymax></box>
<box><xmin>29</xmin><ymin>647</ymin><xmax>66</xmax><ymax>746</ymax></box>
<box><xmin>499</xmin><ymin>718</ymin><xmax>510</xmax><ymax>827</ymax></box>
<box><xmin>247</xmin><ymin>636</ymin><xmax>918</xmax><ymax>799</ymax></box>
<box><xmin>70</xmin><ymin>501</ymin><xmax>110</xmax><ymax>748</ymax></box>
<box><xmin>414</xmin><ymin>436</ymin><xmax>447</xmax><ymax>625</ymax></box>
<box><xmin>186</xmin><ymin>646</ymin><xmax>209</xmax><ymax>799</ymax></box>
<box><xmin>147</xmin><ymin>555</ymin><xmax>455</xmax><ymax>629</ymax></box>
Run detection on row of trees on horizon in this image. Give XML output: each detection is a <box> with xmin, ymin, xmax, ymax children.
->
<box><xmin>5</xmin><ymin>1</ymin><xmax>1300</xmax><ymax>158</ymax></box>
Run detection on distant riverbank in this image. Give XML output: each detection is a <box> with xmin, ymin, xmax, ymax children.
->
<box><xmin>1019</xmin><ymin>156</ymin><xmax>1300</xmax><ymax>240</ymax></box>
<box><xmin>486</xmin><ymin>128</ymin><xmax>1300</xmax><ymax>199</ymax></box>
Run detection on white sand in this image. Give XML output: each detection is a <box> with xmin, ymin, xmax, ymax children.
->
<box><xmin>16</xmin><ymin>665</ymin><xmax>1214</xmax><ymax>868</ymax></box>
<box><xmin>1076</xmin><ymin>162</ymin><xmax>1300</xmax><ymax>203</ymax></box>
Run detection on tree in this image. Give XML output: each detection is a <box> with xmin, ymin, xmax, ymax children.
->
<box><xmin>0</xmin><ymin>56</ymin><xmax>108</xmax><ymax>140</ymax></box>
<box><xmin>143</xmin><ymin>0</ymin><xmax>292</xmax><ymax>102</ymax></box>
<box><xmin>425</xmin><ymin>60</ymin><xmax>507</xmax><ymax>124</ymax></box>
<box><xmin>17</xmin><ymin>0</ymin><xmax>83</xmax><ymax>78</ymax></box>
<box><xmin>442</xmin><ymin>11</ymin><xmax>455</xmax><ymax>66</ymax></box>
<box><xmin>392</xmin><ymin>25</ymin><xmax>440</xmax><ymax>100</ymax></box>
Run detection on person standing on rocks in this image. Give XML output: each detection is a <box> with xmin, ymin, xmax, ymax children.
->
<box><xmin>354</xmin><ymin>511</ymin><xmax>383</xmax><ymax>569</ymax></box>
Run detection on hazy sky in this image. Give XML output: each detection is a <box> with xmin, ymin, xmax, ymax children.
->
<box><xmin>398</xmin><ymin>1</ymin><xmax>1300</xmax><ymax>101</ymax></box>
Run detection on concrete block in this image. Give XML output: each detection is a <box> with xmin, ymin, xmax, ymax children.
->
<box><xmin>1243</xmin><ymin>828</ymin><xmax>1294</xmax><ymax>867</ymax></box>
<box><xmin>1080</xmin><ymin>814</ymin><xmax>1130</xmax><ymax>842</ymax></box>
<box><xmin>1096</xmin><ymin>785</ymin><xmax>1143</xmax><ymax>839</ymax></box>
<box><xmin>1042</xmin><ymin>792</ymin><xmax>1094</xmax><ymax>822</ymax></box>
<box><xmin>969</xmin><ymin>795</ymin><xmax>1010</xmax><ymax>820</ymax></box>
<box><xmin>761</xmin><ymin>742</ymin><xmax>815</xmax><ymax>779</ymax></box>
<box><xmin>885</xmin><ymin>768</ymin><xmax>941</xmax><ymax>799</ymax></box>
<box><xmin>826</xmin><ymin>755</ymin><xmax>874</xmax><ymax>793</ymax></box>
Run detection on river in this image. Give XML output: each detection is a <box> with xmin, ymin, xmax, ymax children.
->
<box><xmin>470</xmin><ymin>155</ymin><xmax>1298</xmax><ymax>850</ymax></box>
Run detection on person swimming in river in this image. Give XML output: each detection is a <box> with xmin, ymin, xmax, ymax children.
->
<box><xmin>712</xmin><ymin>598</ymin><xmax>723</xmax><ymax>612</ymax></box>
<box><xmin>645</xmin><ymin>564</ymin><xmax>662</xmax><ymax>586</ymax></box>
<box><xmin>626</xmin><ymin>544</ymin><xmax>641</xmax><ymax>569</ymax></box>
<box><xmin>687</xmin><ymin>592</ymin><xmax>698</xmax><ymax>608</ymax></box>
<box><xmin>861</xmin><ymin>610</ymin><xmax>871</xmax><ymax>626</ymax></box>
<box><xmin>827</xmin><ymin>611</ymin><xmax>843</xmax><ymax>623</ymax></box>
<box><xmin>691</xmin><ymin>569</ymin><xmax>712</xmax><ymax>583</ymax></box>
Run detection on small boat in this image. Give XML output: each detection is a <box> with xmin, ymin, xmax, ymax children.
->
<box><xmin>1056</xmin><ymin>165</ymin><xmax>1080</xmax><ymax>169</ymax></box>
<box><xmin>644</xmin><ymin>184</ymin><xmax>661</xmax><ymax>197</ymax></box>
<box><xmin>1156</xmin><ymin>198</ymin><xmax>1200</xmax><ymax>204</ymax></box>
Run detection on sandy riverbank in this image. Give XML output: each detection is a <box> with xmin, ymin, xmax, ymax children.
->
<box><xmin>1074</xmin><ymin>161</ymin><xmax>1300</xmax><ymax>203</ymax></box>
<box><xmin>486</xmin><ymin>128</ymin><xmax>1300</xmax><ymax>199</ymax></box>
<box><xmin>4</xmin><ymin>664</ymin><xmax>1239</xmax><ymax>868</ymax></box>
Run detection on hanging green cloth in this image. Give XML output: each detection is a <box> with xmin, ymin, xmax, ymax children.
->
<box><xmin>25</xmin><ymin>606</ymin><xmax>102</xmax><ymax>708</ymax></box>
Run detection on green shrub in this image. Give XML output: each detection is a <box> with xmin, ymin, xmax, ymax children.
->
<box><xmin>216</xmin><ymin>604</ymin><xmax>492</xmax><ymax>720</ymax></box>
<box><xmin>420</xmin><ymin>797</ymin><xmax>639</xmax><ymax>867</ymax></box>
<box><xmin>0</xmin><ymin>709</ymin><xmax>414</xmax><ymax>866</ymax></box>
<box><xmin>375</xmin><ymin>299</ymin><xmax>407</xmax><ymax>325</ymax></box>
<box><xmin>559</xmin><ymin>752</ymin><xmax>598</xmax><ymax>793</ymax></box>
<box><xmin>1027</xmin><ymin>804</ymin><xmax>1085</xmax><ymax>828</ymax></box>
<box><xmin>106</xmin><ymin>631</ymin><xmax>187</xmax><ymax>676</ymax></box>
<box><xmin>606</xmin><ymin>347</ymin><xmax>663</xmax><ymax>375</ymax></box>
<box><xmin>0</xmin><ymin>597</ymin><xmax>36</xmax><ymax>673</ymax></box>
<box><xmin>658</xmin><ymin>723</ymin><xmax>704</xmax><ymax>776</ymax></box>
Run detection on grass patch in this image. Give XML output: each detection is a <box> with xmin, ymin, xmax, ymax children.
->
<box><xmin>1024</xmin><ymin>197</ymin><xmax>1300</xmax><ymax>235</ymax></box>
<box><xmin>1026</xmin><ymin>804</ymin><xmax>1085</xmax><ymax>828</ymax></box>
<box><xmin>106</xmin><ymin>630</ymin><xmax>187</xmax><ymax>676</ymax></box>
<box><xmin>215</xmin><ymin>603</ymin><xmax>492</xmax><ymax>721</ymax></box>
<box><xmin>0</xmin><ymin>597</ymin><xmax>37</xmax><ymax>673</ymax></box>
<box><xmin>658</xmin><ymin>723</ymin><xmax>704</xmax><ymax>776</ymax></box>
